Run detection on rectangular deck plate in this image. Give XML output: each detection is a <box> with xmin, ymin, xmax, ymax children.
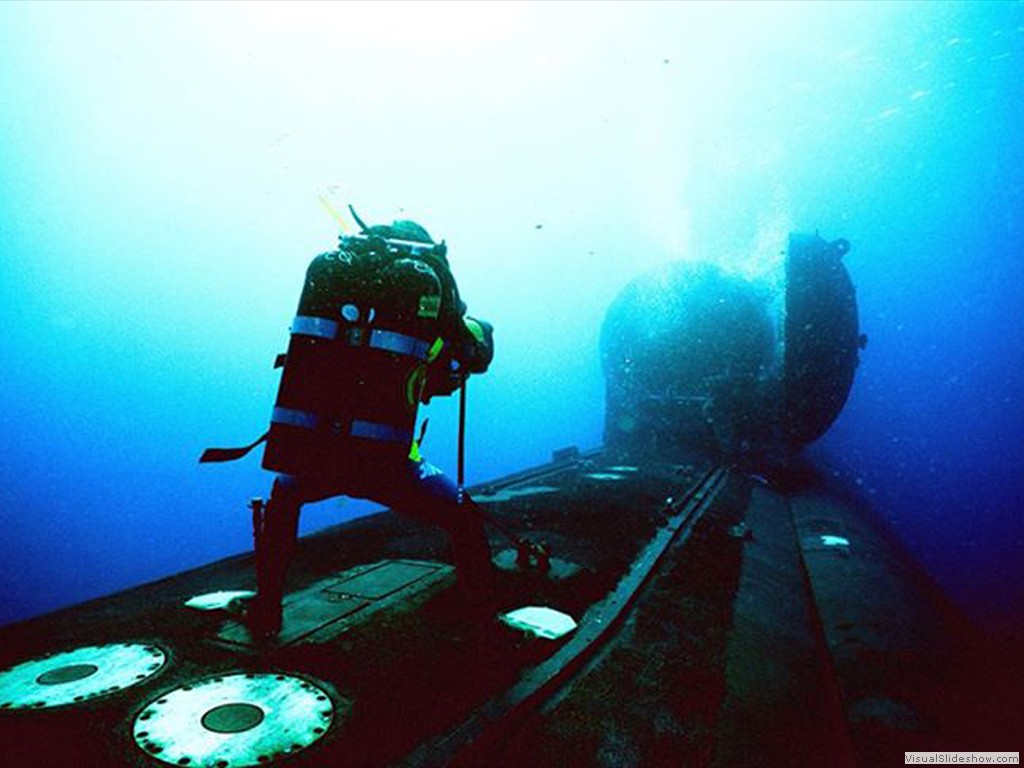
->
<box><xmin>325</xmin><ymin>560</ymin><xmax>440</xmax><ymax>600</ymax></box>
<box><xmin>214</xmin><ymin>559</ymin><xmax>453</xmax><ymax>651</ymax></box>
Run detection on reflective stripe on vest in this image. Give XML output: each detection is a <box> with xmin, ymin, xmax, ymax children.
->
<box><xmin>291</xmin><ymin>316</ymin><xmax>339</xmax><ymax>339</ymax></box>
<box><xmin>290</xmin><ymin>315</ymin><xmax>433</xmax><ymax>361</ymax></box>
<box><xmin>367</xmin><ymin>329</ymin><xmax>431</xmax><ymax>360</ymax></box>
<box><xmin>350</xmin><ymin>420</ymin><xmax>413</xmax><ymax>444</ymax></box>
<box><xmin>271</xmin><ymin>408</ymin><xmax>411</xmax><ymax>444</ymax></box>
<box><xmin>271</xmin><ymin>407</ymin><xmax>319</xmax><ymax>429</ymax></box>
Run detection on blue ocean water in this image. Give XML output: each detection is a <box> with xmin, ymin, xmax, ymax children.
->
<box><xmin>0</xmin><ymin>2</ymin><xmax>1020</xmax><ymax>641</ymax></box>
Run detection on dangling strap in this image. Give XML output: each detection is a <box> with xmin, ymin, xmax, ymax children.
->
<box><xmin>199</xmin><ymin>432</ymin><xmax>268</xmax><ymax>463</ymax></box>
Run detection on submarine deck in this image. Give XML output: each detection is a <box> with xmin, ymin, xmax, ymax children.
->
<box><xmin>0</xmin><ymin>450</ymin><xmax>1015</xmax><ymax>767</ymax></box>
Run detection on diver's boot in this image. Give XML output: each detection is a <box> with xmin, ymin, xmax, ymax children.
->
<box><xmin>450</xmin><ymin>516</ymin><xmax>500</xmax><ymax>625</ymax></box>
<box><xmin>238</xmin><ymin>595</ymin><xmax>282</xmax><ymax>641</ymax></box>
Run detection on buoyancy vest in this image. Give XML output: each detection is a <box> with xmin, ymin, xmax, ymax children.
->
<box><xmin>262</xmin><ymin>241</ymin><xmax>446</xmax><ymax>476</ymax></box>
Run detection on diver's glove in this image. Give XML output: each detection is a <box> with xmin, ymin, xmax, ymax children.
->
<box><xmin>422</xmin><ymin>358</ymin><xmax>465</xmax><ymax>402</ymax></box>
<box><xmin>461</xmin><ymin>317</ymin><xmax>494</xmax><ymax>374</ymax></box>
<box><xmin>420</xmin><ymin>317</ymin><xmax>494</xmax><ymax>403</ymax></box>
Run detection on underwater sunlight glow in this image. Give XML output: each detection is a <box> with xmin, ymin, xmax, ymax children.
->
<box><xmin>0</xmin><ymin>1</ymin><xmax>1021</xmax><ymax>643</ymax></box>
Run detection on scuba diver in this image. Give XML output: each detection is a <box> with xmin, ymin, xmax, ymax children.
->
<box><xmin>202</xmin><ymin>211</ymin><xmax>496</xmax><ymax>639</ymax></box>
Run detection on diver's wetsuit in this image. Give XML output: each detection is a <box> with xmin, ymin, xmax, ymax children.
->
<box><xmin>246</xmin><ymin>221</ymin><xmax>496</xmax><ymax>637</ymax></box>
<box><xmin>252</xmin><ymin>457</ymin><xmax>494</xmax><ymax>635</ymax></box>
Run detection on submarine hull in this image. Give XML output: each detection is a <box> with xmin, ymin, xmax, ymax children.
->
<box><xmin>0</xmin><ymin>450</ymin><xmax>1012</xmax><ymax>767</ymax></box>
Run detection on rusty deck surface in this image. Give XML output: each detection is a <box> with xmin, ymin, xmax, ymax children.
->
<box><xmin>0</xmin><ymin>451</ymin><xmax>1015</xmax><ymax>767</ymax></box>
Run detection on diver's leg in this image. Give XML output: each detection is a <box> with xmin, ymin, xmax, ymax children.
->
<box><xmin>371</xmin><ymin>461</ymin><xmax>497</xmax><ymax>618</ymax></box>
<box><xmin>248</xmin><ymin>474</ymin><xmax>306</xmax><ymax>637</ymax></box>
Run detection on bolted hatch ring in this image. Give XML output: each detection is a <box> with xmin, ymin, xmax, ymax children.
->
<box><xmin>133</xmin><ymin>672</ymin><xmax>338</xmax><ymax>767</ymax></box>
<box><xmin>0</xmin><ymin>643</ymin><xmax>167</xmax><ymax>710</ymax></box>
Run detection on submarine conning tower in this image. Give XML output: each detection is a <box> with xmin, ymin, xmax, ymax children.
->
<box><xmin>600</xmin><ymin>232</ymin><xmax>863</xmax><ymax>464</ymax></box>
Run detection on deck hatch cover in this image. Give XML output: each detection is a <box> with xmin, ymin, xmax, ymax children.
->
<box><xmin>133</xmin><ymin>672</ymin><xmax>340</xmax><ymax>767</ymax></box>
<box><xmin>500</xmin><ymin>606</ymin><xmax>578</xmax><ymax>640</ymax></box>
<box><xmin>0</xmin><ymin>643</ymin><xmax>167</xmax><ymax>709</ymax></box>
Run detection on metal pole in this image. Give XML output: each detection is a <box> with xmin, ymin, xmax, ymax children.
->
<box><xmin>457</xmin><ymin>377</ymin><xmax>467</xmax><ymax>503</ymax></box>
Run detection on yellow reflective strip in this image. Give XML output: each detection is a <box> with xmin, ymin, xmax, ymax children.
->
<box><xmin>318</xmin><ymin>194</ymin><xmax>351</xmax><ymax>234</ymax></box>
<box><xmin>427</xmin><ymin>337</ymin><xmax>444</xmax><ymax>362</ymax></box>
<box><xmin>408</xmin><ymin>440</ymin><xmax>422</xmax><ymax>462</ymax></box>
<box><xmin>464</xmin><ymin>317</ymin><xmax>485</xmax><ymax>343</ymax></box>
<box><xmin>406</xmin><ymin>364</ymin><xmax>427</xmax><ymax>410</ymax></box>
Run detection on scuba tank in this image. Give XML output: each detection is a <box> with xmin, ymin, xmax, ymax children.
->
<box><xmin>262</xmin><ymin>233</ymin><xmax>447</xmax><ymax>476</ymax></box>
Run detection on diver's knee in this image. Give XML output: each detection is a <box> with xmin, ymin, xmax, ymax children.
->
<box><xmin>270</xmin><ymin>473</ymin><xmax>305</xmax><ymax>502</ymax></box>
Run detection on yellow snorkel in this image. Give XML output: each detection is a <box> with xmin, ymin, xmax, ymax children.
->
<box><xmin>317</xmin><ymin>193</ymin><xmax>353</xmax><ymax>234</ymax></box>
